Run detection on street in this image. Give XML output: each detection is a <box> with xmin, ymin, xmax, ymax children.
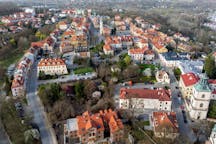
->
<box><xmin>26</xmin><ymin>62</ymin><xmax>57</xmax><ymax>144</ymax></box>
<box><xmin>37</xmin><ymin>72</ymin><xmax>97</xmax><ymax>85</ymax></box>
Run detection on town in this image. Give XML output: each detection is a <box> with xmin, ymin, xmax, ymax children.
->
<box><xmin>0</xmin><ymin>1</ymin><xmax>216</xmax><ymax>144</ymax></box>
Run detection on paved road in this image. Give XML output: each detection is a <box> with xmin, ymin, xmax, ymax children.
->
<box><xmin>26</xmin><ymin>62</ymin><xmax>57</xmax><ymax>144</ymax></box>
<box><xmin>37</xmin><ymin>72</ymin><xmax>97</xmax><ymax>85</ymax></box>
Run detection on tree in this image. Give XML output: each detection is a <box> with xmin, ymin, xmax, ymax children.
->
<box><xmin>74</xmin><ymin>82</ymin><xmax>84</xmax><ymax>99</ymax></box>
<box><xmin>83</xmin><ymin>80</ymin><xmax>97</xmax><ymax>99</ymax></box>
<box><xmin>124</xmin><ymin>55</ymin><xmax>132</xmax><ymax>66</ymax></box>
<box><xmin>123</xmin><ymin>65</ymin><xmax>140</xmax><ymax>80</ymax></box>
<box><xmin>208</xmin><ymin>100</ymin><xmax>216</xmax><ymax>119</ymax></box>
<box><xmin>4</xmin><ymin>76</ymin><xmax>11</xmax><ymax>96</ymax></box>
<box><xmin>204</xmin><ymin>55</ymin><xmax>216</xmax><ymax>79</ymax></box>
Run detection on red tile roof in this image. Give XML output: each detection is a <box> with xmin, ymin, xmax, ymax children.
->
<box><xmin>181</xmin><ymin>73</ymin><xmax>199</xmax><ymax>87</ymax></box>
<box><xmin>208</xmin><ymin>79</ymin><xmax>216</xmax><ymax>85</ymax></box>
<box><xmin>128</xmin><ymin>48</ymin><xmax>147</xmax><ymax>54</ymax></box>
<box><xmin>76</xmin><ymin>109</ymin><xmax>123</xmax><ymax>135</ymax></box>
<box><xmin>153</xmin><ymin>111</ymin><xmax>179</xmax><ymax>133</ymax></box>
<box><xmin>120</xmin><ymin>88</ymin><xmax>171</xmax><ymax>101</ymax></box>
<box><xmin>38</xmin><ymin>58</ymin><xmax>66</xmax><ymax>67</ymax></box>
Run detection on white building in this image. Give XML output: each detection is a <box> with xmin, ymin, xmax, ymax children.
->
<box><xmin>156</xmin><ymin>70</ymin><xmax>170</xmax><ymax>84</ymax></box>
<box><xmin>119</xmin><ymin>88</ymin><xmax>172</xmax><ymax>111</ymax></box>
<box><xmin>187</xmin><ymin>74</ymin><xmax>211</xmax><ymax>120</ymax></box>
<box><xmin>37</xmin><ymin>58</ymin><xmax>68</xmax><ymax>76</ymax></box>
<box><xmin>178</xmin><ymin>60</ymin><xmax>204</xmax><ymax>75</ymax></box>
<box><xmin>128</xmin><ymin>48</ymin><xmax>146</xmax><ymax>63</ymax></box>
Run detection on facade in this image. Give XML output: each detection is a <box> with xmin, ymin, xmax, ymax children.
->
<box><xmin>119</xmin><ymin>88</ymin><xmax>172</xmax><ymax>111</ymax></box>
<box><xmin>37</xmin><ymin>58</ymin><xmax>68</xmax><ymax>76</ymax></box>
<box><xmin>144</xmin><ymin>50</ymin><xmax>155</xmax><ymax>61</ymax></box>
<box><xmin>152</xmin><ymin>111</ymin><xmax>179</xmax><ymax>139</ymax></box>
<box><xmin>179</xmin><ymin>73</ymin><xmax>199</xmax><ymax>98</ymax></box>
<box><xmin>156</xmin><ymin>70</ymin><xmax>170</xmax><ymax>84</ymax></box>
<box><xmin>159</xmin><ymin>52</ymin><xmax>189</xmax><ymax>67</ymax></box>
<box><xmin>103</xmin><ymin>44</ymin><xmax>114</xmax><ymax>55</ymax></box>
<box><xmin>128</xmin><ymin>48</ymin><xmax>147</xmax><ymax>63</ymax></box>
<box><xmin>187</xmin><ymin>74</ymin><xmax>211</xmax><ymax>120</ymax></box>
<box><xmin>64</xmin><ymin>109</ymin><xmax>124</xmax><ymax>144</ymax></box>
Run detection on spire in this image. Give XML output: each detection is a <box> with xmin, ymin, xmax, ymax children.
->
<box><xmin>194</xmin><ymin>73</ymin><xmax>211</xmax><ymax>92</ymax></box>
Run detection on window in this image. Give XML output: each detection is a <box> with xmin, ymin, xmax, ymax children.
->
<box><xmin>200</xmin><ymin>103</ymin><xmax>203</xmax><ymax>108</ymax></box>
<box><xmin>202</xmin><ymin>94</ymin><xmax>205</xmax><ymax>98</ymax></box>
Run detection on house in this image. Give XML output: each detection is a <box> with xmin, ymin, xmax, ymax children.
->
<box><xmin>103</xmin><ymin>44</ymin><xmax>114</xmax><ymax>55</ymax></box>
<box><xmin>144</xmin><ymin>50</ymin><xmax>155</xmax><ymax>61</ymax></box>
<box><xmin>128</xmin><ymin>48</ymin><xmax>147</xmax><ymax>63</ymax></box>
<box><xmin>179</xmin><ymin>73</ymin><xmax>199</xmax><ymax>98</ymax></box>
<box><xmin>119</xmin><ymin>88</ymin><xmax>172</xmax><ymax>111</ymax></box>
<box><xmin>58</xmin><ymin>21</ymin><xmax>68</xmax><ymax>30</ymax></box>
<box><xmin>187</xmin><ymin>74</ymin><xmax>211</xmax><ymax>120</ymax></box>
<box><xmin>152</xmin><ymin>42</ymin><xmax>168</xmax><ymax>54</ymax></box>
<box><xmin>37</xmin><ymin>58</ymin><xmax>68</xmax><ymax>76</ymax></box>
<box><xmin>159</xmin><ymin>52</ymin><xmax>189</xmax><ymax>67</ymax></box>
<box><xmin>11</xmin><ymin>75</ymin><xmax>25</xmax><ymax>97</ymax></box>
<box><xmin>156</xmin><ymin>70</ymin><xmax>170</xmax><ymax>84</ymax></box>
<box><xmin>152</xmin><ymin>111</ymin><xmax>179</xmax><ymax>139</ymax></box>
<box><xmin>64</xmin><ymin>109</ymin><xmax>124</xmax><ymax>144</ymax></box>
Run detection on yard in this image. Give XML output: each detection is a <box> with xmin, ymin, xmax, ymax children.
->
<box><xmin>139</xmin><ymin>64</ymin><xmax>158</xmax><ymax>72</ymax></box>
<box><xmin>73</xmin><ymin>67</ymin><xmax>94</xmax><ymax>75</ymax></box>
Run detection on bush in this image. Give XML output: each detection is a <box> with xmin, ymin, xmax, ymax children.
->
<box><xmin>173</xmin><ymin>68</ymin><xmax>181</xmax><ymax>80</ymax></box>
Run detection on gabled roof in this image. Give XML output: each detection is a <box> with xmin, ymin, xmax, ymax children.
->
<box><xmin>181</xmin><ymin>73</ymin><xmax>199</xmax><ymax>87</ymax></box>
<box><xmin>120</xmin><ymin>88</ymin><xmax>171</xmax><ymax>101</ymax></box>
<box><xmin>153</xmin><ymin>111</ymin><xmax>179</xmax><ymax>133</ymax></box>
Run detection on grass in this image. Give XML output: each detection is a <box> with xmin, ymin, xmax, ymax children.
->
<box><xmin>0</xmin><ymin>100</ymin><xmax>29</xmax><ymax>144</ymax></box>
<box><xmin>140</xmin><ymin>76</ymin><xmax>156</xmax><ymax>83</ymax></box>
<box><xmin>74</xmin><ymin>67</ymin><xmax>94</xmax><ymax>75</ymax></box>
<box><xmin>139</xmin><ymin>64</ymin><xmax>158</xmax><ymax>71</ymax></box>
<box><xmin>0</xmin><ymin>51</ymin><xmax>23</xmax><ymax>68</ymax></box>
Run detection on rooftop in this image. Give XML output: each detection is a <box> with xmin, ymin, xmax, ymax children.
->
<box><xmin>153</xmin><ymin>111</ymin><xmax>179</xmax><ymax>133</ymax></box>
<box><xmin>161</xmin><ymin>52</ymin><xmax>189</xmax><ymax>61</ymax></box>
<box><xmin>120</xmin><ymin>88</ymin><xmax>171</xmax><ymax>101</ymax></box>
<box><xmin>181</xmin><ymin>73</ymin><xmax>199</xmax><ymax>87</ymax></box>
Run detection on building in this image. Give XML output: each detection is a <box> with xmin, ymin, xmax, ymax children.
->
<box><xmin>208</xmin><ymin>79</ymin><xmax>216</xmax><ymax>100</ymax></box>
<box><xmin>179</xmin><ymin>73</ymin><xmax>199</xmax><ymax>98</ymax></box>
<box><xmin>64</xmin><ymin>109</ymin><xmax>124</xmax><ymax>144</ymax></box>
<box><xmin>178</xmin><ymin>60</ymin><xmax>204</xmax><ymax>75</ymax></box>
<box><xmin>187</xmin><ymin>74</ymin><xmax>211</xmax><ymax>120</ymax></box>
<box><xmin>37</xmin><ymin>58</ymin><xmax>68</xmax><ymax>76</ymax></box>
<box><xmin>144</xmin><ymin>50</ymin><xmax>155</xmax><ymax>61</ymax></box>
<box><xmin>156</xmin><ymin>70</ymin><xmax>170</xmax><ymax>84</ymax></box>
<box><xmin>128</xmin><ymin>48</ymin><xmax>147</xmax><ymax>63</ymax></box>
<box><xmin>11</xmin><ymin>75</ymin><xmax>25</xmax><ymax>97</ymax></box>
<box><xmin>159</xmin><ymin>52</ymin><xmax>189</xmax><ymax>67</ymax></box>
<box><xmin>119</xmin><ymin>88</ymin><xmax>172</xmax><ymax>111</ymax></box>
<box><xmin>58</xmin><ymin>21</ymin><xmax>68</xmax><ymax>30</ymax></box>
<box><xmin>209</xmin><ymin>124</ymin><xmax>216</xmax><ymax>144</ymax></box>
<box><xmin>103</xmin><ymin>44</ymin><xmax>114</xmax><ymax>55</ymax></box>
<box><xmin>152</xmin><ymin>111</ymin><xmax>179</xmax><ymax>139</ymax></box>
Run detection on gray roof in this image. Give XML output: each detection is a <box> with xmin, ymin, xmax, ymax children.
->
<box><xmin>67</xmin><ymin>118</ymin><xmax>78</xmax><ymax>132</ymax></box>
<box><xmin>161</xmin><ymin>52</ymin><xmax>189</xmax><ymax>61</ymax></box>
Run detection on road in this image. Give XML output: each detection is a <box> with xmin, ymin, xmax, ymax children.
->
<box><xmin>37</xmin><ymin>72</ymin><xmax>97</xmax><ymax>85</ymax></box>
<box><xmin>26</xmin><ymin>62</ymin><xmax>57</xmax><ymax>144</ymax></box>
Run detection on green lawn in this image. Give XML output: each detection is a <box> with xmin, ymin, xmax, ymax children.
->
<box><xmin>74</xmin><ymin>67</ymin><xmax>94</xmax><ymax>75</ymax></box>
<box><xmin>139</xmin><ymin>64</ymin><xmax>158</xmax><ymax>71</ymax></box>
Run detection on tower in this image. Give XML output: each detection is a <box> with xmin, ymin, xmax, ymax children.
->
<box><xmin>99</xmin><ymin>17</ymin><xmax>103</xmax><ymax>35</ymax></box>
<box><xmin>188</xmin><ymin>74</ymin><xmax>211</xmax><ymax>120</ymax></box>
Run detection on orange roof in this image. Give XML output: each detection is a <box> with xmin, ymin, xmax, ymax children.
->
<box><xmin>31</xmin><ymin>41</ymin><xmax>45</xmax><ymax>48</ymax></box>
<box><xmin>74</xmin><ymin>109</ymin><xmax>123</xmax><ymax>135</ymax></box>
<box><xmin>103</xmin><ymin>44</ymin><xmax>112</xmax><ymax>51</ymax></box>
<box><xmin>129</xmin><ymin>48</ymin><xmax>147</xmax><ymax>54</ymax></box>
<box><xmin>11</xmin><ymin>76</ymin><xmax>24</xmax><ymax>88</ymax></box>
<box><xmin>38</xmin><ymin>58</ymin><xmax>66</xmax><ymax>67</ymax></box>
<box><xmin>76</xmin><ymin>111</ymin><xmax>105</xmax><ymax>135</ymax></box>
<box><xmin>153</xmin><ymin>111</ymin><xmax>179</xmax><ymax>133</ymax></box>
<box><xmin>120</xmin><ymin>88</ymin><xmax>171</xmax><ymax>101</ymax></box>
